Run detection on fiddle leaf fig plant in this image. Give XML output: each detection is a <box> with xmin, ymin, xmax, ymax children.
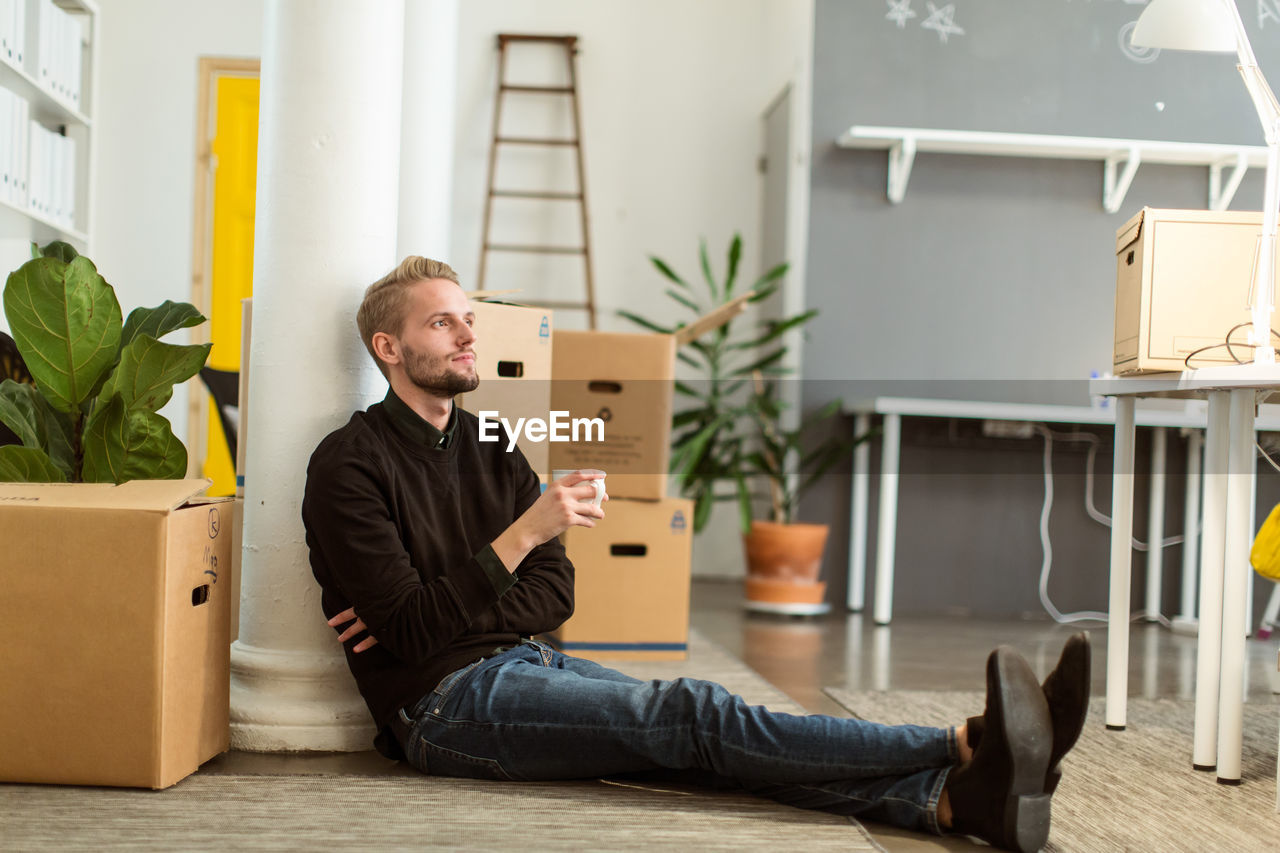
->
<box><xmin>0</xmin><ymin>241</ymin><xmax>210</xmax><ymax>483</ymax></box>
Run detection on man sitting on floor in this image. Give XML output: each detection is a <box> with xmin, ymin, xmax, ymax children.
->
<box><xmin>300</xmin><ymin>256</ymin><xmax>1091</xmax><ymax>853</ymax></box>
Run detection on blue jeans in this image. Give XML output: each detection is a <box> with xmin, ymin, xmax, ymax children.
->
<box><xmin>399</xmin><ymin>640</ymin><xmax>955</xmax><ymax>834</ymax></box>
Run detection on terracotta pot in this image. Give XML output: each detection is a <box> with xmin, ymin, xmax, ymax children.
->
<box><xmin>742</xmin><ymin>520</ymin><xmax>829</xmax><ymax>584</ymax></box>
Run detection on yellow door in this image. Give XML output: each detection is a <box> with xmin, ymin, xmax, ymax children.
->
<box><xmin>202</xmin><ymin>74</ymin><xmax>259</xmax><ymax>495</ymax></box>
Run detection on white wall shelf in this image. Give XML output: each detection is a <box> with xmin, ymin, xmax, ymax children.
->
<box><xmin>0</xmin><ymin>0</ymin><xmax>97</xmax><ymax>265</ymax></box>
<box><xmin>0</xmin><ymin>52</ymin><xmax>89</xmax><ymax>128</ymax></box>
<box><xmin>837</xmin><ymin>125</ymin><xmax>1271</xmax><ymax>213</ymax></box>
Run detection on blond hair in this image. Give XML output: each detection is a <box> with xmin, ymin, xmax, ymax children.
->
<box><xmin>357</xmin><ymin>256</ymin><xmax>461</xmax><ymax>377</ymax></box>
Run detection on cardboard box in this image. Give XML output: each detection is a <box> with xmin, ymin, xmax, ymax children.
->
<box><xmin>552</xmin><ymin>497</ymin><xmax>694</xmax><ymax>661</ymax></box>
<box><xmin>549</xmin><ymin>330</ymin><xmax>676</xmax><ymax>499</ymax></box>
<box><xmin>547</xmin><ymin>294</ymin><xmax>751</xmax><ymax>499</ymax></box>
<box><xmin>0</xmin><ymin>480</ymin><xmax>233</xmax><ymax>789</ymax></box>
<box><xmin>1114</xmin><ymin>207</ymin><xmax>1280</xmax><ymax>374</ymax></box>
<box><xmin>459</xmin><ymin>298</ymin><xmax>553</xmax><ymax>478</ymax></box>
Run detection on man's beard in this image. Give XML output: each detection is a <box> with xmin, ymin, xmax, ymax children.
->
<box><xmin>402</xmin><ymin>344</ymin><xmax>480</xmax><ymax>397</ymax></box>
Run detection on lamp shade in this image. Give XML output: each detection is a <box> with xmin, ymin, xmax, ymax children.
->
<box><xmin>1130</xmin><ymin>0</ymin><xmax>1237</xmax><ymax>52</ymax></box>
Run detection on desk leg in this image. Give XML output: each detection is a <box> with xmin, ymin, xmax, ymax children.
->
<box><xmin>1216</xmin><ymin>389</ymin><xmax>1254</xmax><ymax>784</ymax></box>
<box><xmin>1193</xmin><ymin>391</ymin><xmax>1230</xmax><ymax>770</ymax></box>
<box><xmin>1106</xmin><ymin>396</ymin><xmax>1136</xmax><ymax>731</ymax></box>
<box><xmin>1145</xmin><ymin>426</ymin><xmax>1167</xmax><ymax>621</ymax></box>
<box><xmin>1177</xmin><ymin>430</ymin><xmax>1203</xmax><ymax>625</ymax></box>
<box><xmin>872</xmin><ymin>413</ymin><xmax>901</xmax><ymax>626</ymax></box>
<box><xmin>848</xmin><ymin>413</ymin><xmax>871</xmax><ymax>613</ymax></box>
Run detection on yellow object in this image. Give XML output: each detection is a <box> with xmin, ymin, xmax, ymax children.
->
<box><xmin>202</xmin><ymin>74</ymin><xmax>259</xmax><ymax>495</ymax></box>
<box><xmin>1250</xmin><ymin>503</ymin><xmax>1280</xmax><ymax>580</ymax></box>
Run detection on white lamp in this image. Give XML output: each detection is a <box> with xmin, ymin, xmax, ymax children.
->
<box><xmin>1132</xmin><ymin>0</ymin><xmax>1280</xmax><ymax>365</ymax></box>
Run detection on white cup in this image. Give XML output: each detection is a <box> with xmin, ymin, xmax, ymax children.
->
<box><xmin>552</xmin><ymin>468</ymin><xmax>606</xmax><ymax>507</ymax></box>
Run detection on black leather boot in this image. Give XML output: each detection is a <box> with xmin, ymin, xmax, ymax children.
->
<box><xmin>947</xmin><ymin>646</ymin><xmax>1053</xmax><ymax>853</ymax></box>
<box><xmin>966</xmin><ymin>632</ymin><xmax>1091</xmax><ymax>793</ymax></box>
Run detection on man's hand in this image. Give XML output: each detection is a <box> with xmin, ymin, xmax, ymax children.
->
<box><xmin>491</xmin><ymin>469</ymin><xmax>607</xmax><ymax>571</ymax></box>
<box><xmin>327</xmin><ymin>607</ymin><xmax>379</xmax><ymax>653</ymax></box>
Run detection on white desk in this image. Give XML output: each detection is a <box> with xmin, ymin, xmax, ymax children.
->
<box><xmin>1095</xmin><ymin>366</ymin><xmax>1280</xmax><ymax>785</ymax></box>
<box><xmin>843</xmin><ymin>396</ymin><xmax>1256</xmax><ymax>626</ymax></box>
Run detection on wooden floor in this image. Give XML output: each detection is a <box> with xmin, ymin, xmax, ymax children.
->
<box><xmin>691</xmin><ymin>578</ymin><xmax>1280</xmax><ymax>716</ymax></box>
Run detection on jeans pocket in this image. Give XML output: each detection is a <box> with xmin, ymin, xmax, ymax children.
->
<box><xmin>420</xmin><ymin>740</ymin><xmax>517</xmax><ymax>782</ymax></box>
<box><xmin>426</xmin><ymin>659</ymin><xmax>482</xmax><ymax>716</ymax></box>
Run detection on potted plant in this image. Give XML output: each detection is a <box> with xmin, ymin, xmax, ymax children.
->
<box><xmin>621</xmin><ymin>234</ymin><xmax>869</xmax><ymax>612</ymax></box>
<box><xmin>738</xmin><ymin>376</ymin><xmax>865</xmax><ymax>613</ymax></box>
<box><xmin>0</xmin><ymin>241</ymin><xmax>210</xmax><ymax>483</ymax></box>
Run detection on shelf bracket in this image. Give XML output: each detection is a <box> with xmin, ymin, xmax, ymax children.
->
<box><xmin>1103</xmin><ymin>148</ymin><xmax>1141</xmax><ymax>214</ymax></box>
<box><xmin>886</xmin><ymin>135</ymin><xmax>916</xmax><ymax>204</ymax></box>
<box><xmin>1209</xmin><ymin>152</ymin><xmax>1249</xmax><ymax>211</ymax></box>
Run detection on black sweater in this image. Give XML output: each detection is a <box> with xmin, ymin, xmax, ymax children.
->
<box><xmin>301</xmin><ymin>402</ymin><xmax>574</xmax><ymax>757</ymax></box>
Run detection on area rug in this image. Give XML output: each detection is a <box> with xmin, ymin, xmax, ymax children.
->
<box><xmin>0</xmin><ymin>632</ymin><xmax>885</xmax><ymax>852</ymax></box>
<box><xmin>826</xmin><ymin>687</ymin><xmax>1280</xmax><ymax>852</ymax></box>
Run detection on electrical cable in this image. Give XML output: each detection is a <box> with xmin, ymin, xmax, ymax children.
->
<box><xmin>1257</xmin><ymin>439</ymin><xmax>1280</xmax><ymax>475</ymax></box>
<box><xmin>1184</xmin><ymin>323</ymin><xmax>1280</xmax><ymax>369</ymax></box>
<box><xmin>1033</xmin><ymin>424</ymin><xmax>1173</xmax><ymax>627</ymax></box>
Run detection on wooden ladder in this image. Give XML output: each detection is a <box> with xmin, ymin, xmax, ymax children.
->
<box><xmin>477</xmin><ymin>33</ymin><xmax>597</xmax><ymax>329</ymax></box>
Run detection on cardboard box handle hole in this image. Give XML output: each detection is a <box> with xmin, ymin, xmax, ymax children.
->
<box><xmin>191</xmin><ymin>585</ymin><xmax>210</xmax><ymax>607</ymax></box>
<box><xmin>588</xmin><ymin>381</ymin><xmax>622</xmax><ymax>394</ymax></box>
<box><xmin>610</xmin><ymin>544</ymin><xmax>648</xmax><ymax>557</ymax></box>
<box><xmin>496</xmin><ymin>360</ymin><xmax>524</xmax><ymax>378</ymax></box>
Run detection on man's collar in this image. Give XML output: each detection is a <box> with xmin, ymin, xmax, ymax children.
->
<box><xmin>383</xmin><ymin>388</ymin><xmax>456</xmax><ymax>449</ymax></box>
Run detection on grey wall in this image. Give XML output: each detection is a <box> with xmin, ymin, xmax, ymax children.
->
<box><xmin>801</xmin><ymin>0</ymin><xmax>1280</xmax><ymax>621</ymax></box>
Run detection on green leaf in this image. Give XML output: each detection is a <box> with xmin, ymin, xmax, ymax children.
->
<box><xmin>724</xmin><ymin>234</ymin><xmax>743</xmax><ymax>296</ymax></box>
<box><xmin>675</xmin><ymin>350</ymin><xmax>702</xmax><ymax>370</ymax></box>
<box><xmin>672</xmin><ymin>407</ymin><xmax>713</xmax><ymax>428</ymax></box>
<box><xmin>3</xmin><ymin>256</ymin><xmax>123</xmax><ymax>414</ymax></box>
<box><xmin>95</xmin><ymin>335</ymin><xmax>212</xmax><ymax>415</ymax></box>
<box><xmin>730</xmin><ymin>346</ymin><xmax>787</xmax><ymax>376</ymax></box>
<box><xmin>750</xmin><ymin>261</ymin><xmax>789</xmax><ymax>291</ymax></box>
<box><xmin>692</xmin><ymin>488</ymin><xmax>715</xmax><ymax>533</ymax></box>
<box><xmin>673</xmin><ymin>381</ymin><xmax>708</xmax><ymax>401</ymax></box>
<box><xmin>121</xmin><ymin>300</ymin><xmax>207</xmax><ymax>348</ymax></box>
<box><xmin>617</xmin><ymin>309</ymin><xmax>674</xmax><ymax>335</ymax></box>
<box><xmin>0</xmin><ymin>379</ymin><xmax>74</xmax><ymax>476</ymax></box>
<box><xmin>698</xmin><ymin>239</ymin><xmax>718</xmax><ymax>301</ymax></box>
<box><xmin>29</xmin><ymin>242</ymin><xmax>40</xmax><ymax>260</ymax></box>
<box><xmin>665</xmin><ymin>287</ymin><xmax>701</xmax><ymax>315</ymax></box>
<box><xmin>82</xmin><ymin>395</ymin><xmax>187</xmax><ymax>483</ymax></box>
<box><xmin>0</xmin><ymin>445</ymin><xmax>66</xmax><ymax>482</ymax></box>
<box><xmin>729</xmin><ymin>310</ymin><xmax>819</xmax><ymax>350</ymax></box>
<box><xmin>735</xmin><ymin>474</ymin><xmax>752</xmax><ymax>534</ymax></box>
<box><xmin>36</xmin><ymin>241</ymin><xmax>81</xmax><ymax>263</ymax></box>
<box><xmin>747</xmin><ymin>280</ymin><xmax>780</xmax><ymax>304</ymax></box>
<box><xmin>0</xmin><ymin>379</ymin><xmax>40</xmax><ymax>447</ymax></box>
<box><xmin>649</xmin><ymin>256</ymin><xmax>690</xmax><ymax>290</ymax></box>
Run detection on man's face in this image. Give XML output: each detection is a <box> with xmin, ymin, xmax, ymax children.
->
<box><xmin>394</xmin><ymin>278</ymin><xmax>479</xmax><ymax>397</ymax></box>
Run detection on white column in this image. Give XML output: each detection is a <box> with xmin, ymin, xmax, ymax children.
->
<box><xmin>398</xmin><ymin>0</ymin><xmax>458</xmax><ymax>261</ymax></box>
<box><xmin>230</xmin><ymin>0</ymin><xmax>406</xmax><ymax>752</ymax></box>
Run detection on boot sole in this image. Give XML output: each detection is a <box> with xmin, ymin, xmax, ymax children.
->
<box><xmin>995</xmin><ymin>649</ymin><xmax>1053</xmax><ymax>852</ymax></box>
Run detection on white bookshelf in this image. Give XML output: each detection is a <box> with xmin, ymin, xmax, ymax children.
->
<box><xmin>837</xmin><ymin>125</ymin><xmax>1270</xmax><ymax>213</ymax></box>
<box><xmin>0</xmin><ymin>0</ymin><xmax>96</xmax><ymax>262</ymax></box>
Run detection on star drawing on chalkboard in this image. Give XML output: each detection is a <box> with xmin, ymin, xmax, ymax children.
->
<box><xmin>886</xmin><ymin>0</ymin><xmax>916</xmax><ymax>29</ymax></box>
<box><xmin>921</xmin><ymin>2</ymin><xmax>965</xmax><ymax>44</ymax></box>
